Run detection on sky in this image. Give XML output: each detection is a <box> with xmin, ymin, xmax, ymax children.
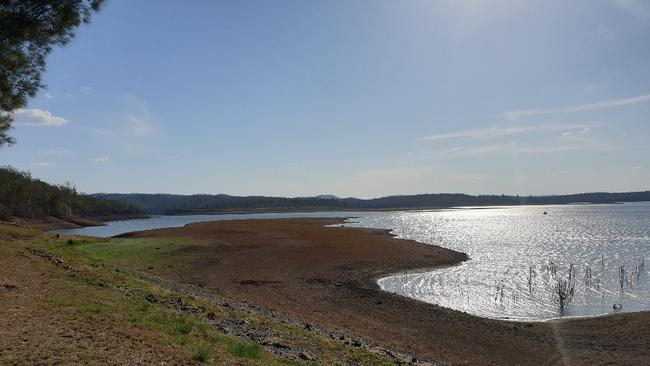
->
<box><xmin>2</xmin><ymin>0</ymin><xmax>649</xmax><ymax>198</ymax></box>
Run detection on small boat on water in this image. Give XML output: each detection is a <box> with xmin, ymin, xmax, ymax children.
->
<box><xmin>543</xmin><ymin>211</ymin><xmax>548</xmax><ymax>215</ymax></box>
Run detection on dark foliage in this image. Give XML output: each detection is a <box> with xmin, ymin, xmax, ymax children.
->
<box><xmin>0</xmin><ymin>166</ymin><xmax>140</xmax><ymax>219</ymax></box>
<box><xmin>94</xmin><ymin>191</ymin><xmax>650</xmax><ymax>215</ymax></box>
<box><xmin>0</xmin><ymin>0</ymin><xmax>104</xmax><ymax>146</ymax></box>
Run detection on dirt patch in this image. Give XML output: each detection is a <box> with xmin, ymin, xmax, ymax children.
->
<box><xmin>129</xmin><ymin>218</ymin><xmax>650</xmax><ymax>366</ymax></box>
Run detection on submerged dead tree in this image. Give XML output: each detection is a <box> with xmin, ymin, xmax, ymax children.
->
<box><xmin>555</xmin><ymin>264</ymin><xmax>576</xmax><ymax>311</ymax></box>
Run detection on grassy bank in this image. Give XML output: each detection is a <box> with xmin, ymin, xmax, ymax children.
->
<box><xmin>0</xmin><ymin>223</ymin><xmax>397</xmax><ymax>365</ymax></box>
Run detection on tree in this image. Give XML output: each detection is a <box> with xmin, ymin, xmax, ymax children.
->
<box><xmin>0</xmin><ymin>0</ymin><xmax>104</xmax><ymax>147</ymax></box>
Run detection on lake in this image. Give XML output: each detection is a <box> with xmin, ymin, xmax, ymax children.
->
<box><xmin>351</xmin><ymin>203</ymin><xmax>650</xmax><ymax>320</ymax></box>
<box><xmin>56</xmin><ymin>211</ymin><xmax>367</xmax><ymax>238</ymax></box>
<box><xmin>59</xmin><ymin>203</ymin><xmax>650</xmax><ymax>321</ymax></box>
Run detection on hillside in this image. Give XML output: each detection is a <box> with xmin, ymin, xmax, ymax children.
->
<box><xmin>0</xmin><ymin>166</ymin><xmax>142</xmax><ymax>222</ymax></box>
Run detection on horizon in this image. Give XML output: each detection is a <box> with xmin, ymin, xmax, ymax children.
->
<box><xmin>2</xmin><ymin>0</ymin><xmax>649</xmax><ymax>198</ymax></box>
<box><xmin>95</xmin><ymin>188</ymin><xmax>650</xmax><ymax>200</ymax></box>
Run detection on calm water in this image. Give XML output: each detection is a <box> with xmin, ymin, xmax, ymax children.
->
<box><xmin>59</xmin><ymin>203</ymin><xmax>650</xmax><ymax>320</ymax></box>
<box><xmin>56</xmin><ymin>211</ymin><xmax>365</xmax><ymax>238</ymax></box>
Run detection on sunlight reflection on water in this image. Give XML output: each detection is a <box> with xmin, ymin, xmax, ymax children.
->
<box><xmin>348</xmin><ymin>203</ymin><xmax>650</xmax><ymax>320</ymax></box>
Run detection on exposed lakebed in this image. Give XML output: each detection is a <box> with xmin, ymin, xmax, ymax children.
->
<box><xmin>59</xmin><ymin>203</ymin><xmax>650</xmax><ymax>321</ymax></box>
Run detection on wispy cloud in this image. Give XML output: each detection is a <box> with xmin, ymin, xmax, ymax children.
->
<box><xmin>82</xmin><ymin>86</ymin><xmax>93</xmax><ymax>91</ymax></box>
<box><xmin>13</xmin><ymin>108</ymin><xmax>68</xmax><ymax>127</ymax></box>
<box><xmin>89</xmin><ymin>156</ymin><xmax>111</xmax><ymax>163</ymax></box>
<box><xmin>504</xmin><ymin>94</ymin><xmax>650</xmax><ymax>121</ymax></box>
<box><xmin>123</xmin><ymin>95</ymin><xmax>154</xmax><ymax>137</ymax></box>
<box><xmin>41</xmin><ymin>149</ymin><xmax>71</xmax><ymax>155</ymax></box>
<box><xmin>128</xmin><ymin>113</ymin><xmax>153</xmax><ymax>137</ymax></box>
<box><xmin>44</xmin><ymin>93</ymin><xmax>53</xmax><ymax>99</ymax></box>
<box><xmin>444</xmin><ymin>140</ymin><xmax>622</xmax><ymax>157</ymax></box>
<box><xmin>422</xmin><ymin>124</ymin><xmax>591</xmax><ymax>141</ymax></box>
<box><xmin>561</xmin><ymin>126</ymin><xmax>591</xmax><ymax>137</ymax></box>
<box><xmin>631</xmin><ymin>165</ymin><xmax>644</xmax><ymax>171</ymax></box>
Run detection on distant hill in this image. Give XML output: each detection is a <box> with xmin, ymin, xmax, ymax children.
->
<box><xmin>314</xmin><ymin>195</ymin><xmax>340</xmax><ymax>200</ymax></box>
<box><xmin>93</xmin><ymin>191</ymin><xmax>650</xmax><ymax>215</ymax></box>
<box><xmin>0</xmin><ymin>166</ymin><xmax>142</xmax><ymax>221</ymax></box>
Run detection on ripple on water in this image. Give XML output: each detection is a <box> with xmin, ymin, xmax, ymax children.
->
<box><xmin>351</xmin><ymin>203</ymin><xmax>650</xmax><ymax>320</ymax></box>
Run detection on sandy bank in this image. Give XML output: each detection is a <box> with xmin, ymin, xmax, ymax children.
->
<box><xmin>127</xmin><ymin>218</ymin><xmax>650</xmax><ymax>365</ymax></box>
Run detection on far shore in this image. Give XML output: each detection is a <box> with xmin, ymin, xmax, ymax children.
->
<box><xmin>15</xmin><ymin>214</ymin><xmax>150</xmax><ymax>231</ymax></box>
<box><xmin>29</xmin><ymin>200</ymin><xmax>646</xmax><ymax>233</ymax></box>
<box><xmin>122</xmin><ymin>218</ymin><xmax>650</xmax><ymax>365</ymax></box>
<box><xmin>149</xmin><ymin>201</ymin><xmax>626</xmax><ymax>216</ymax></box>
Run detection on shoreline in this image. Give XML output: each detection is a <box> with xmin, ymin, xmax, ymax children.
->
<box><xmin>137</xmin><ymin>200</ymin><xmax>641</xmax><ymax>216</ymax></box>
<box><xmin>6</xmin><ymin>214</ymin><xmax>151</xmax><ymax>231</ymax></box>
<box><xmin>120</xmin><ymin>217</ymin><xmax>650</xmax><ymax>365</ymax></box>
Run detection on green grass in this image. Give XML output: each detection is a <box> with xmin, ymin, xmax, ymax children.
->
<box><xmin>68</xmin><ymin>237</ymin><xmax>177</xmax><ymax>268</ymax></box>
<box><xmin>193</xmin><ymin>343</ymin><xmax>211</xmax><ymax>362</ymax></box>
<box><xmin>227</xmin><ymin>340</ymin><xmax>263</xmax><ymax>360</ymax></box>
<box><xmin>29</xmin><ymin>230</ymin><xmax>399</xmax><ymax>365</ymax></box>
<box><xmin>42</xmin><ymin>267</ymin><xmax>277</xmax><ymax>364</ymax></box>
<box><xmin>0</xmin><ymin>223</ymin><xmax>40</xmax><ymax>239</ymax></box>
<box><xmin>51</xmin><ymin>296</ymin><xmax>107</xmax><ymax>315</ymax></box>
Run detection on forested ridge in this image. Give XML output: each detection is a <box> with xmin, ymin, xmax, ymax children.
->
<box><xmin>0</xmin><ymin>166</ymin><xmax>141</xmax><ymax>220</ymax></box>
<box><xmin>95</xmin><ymin>191</ymin><xmax>650</xmax><ymax>215</ymax></box>
<box><xmin>4</xmin><ymin>164</ymin><xmax>646</xmax><ymax>220</ymax></box>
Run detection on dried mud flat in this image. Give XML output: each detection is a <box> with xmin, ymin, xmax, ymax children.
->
<box><xmin>125</xmin><ymin>218</ymin><xmax>650</xmax><ymax>366</ymax></box>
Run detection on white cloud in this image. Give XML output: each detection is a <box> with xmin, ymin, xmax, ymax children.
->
<box><xmin>82</xmin><ymin>86</ymin><xmax>93</xmax><ymax>91</ymax></box>
<box><xmin>631</xmin><ymin>165</ymin><xmax>644</xmax><ymax>171</ymax></box>
<box><xmin>44</xmin><ymin>93</ymin><xmax>53</xmax><ymax>99</ymax></box>
<box><xmin>504</xmin><ymin>94</ymin><xmax>650</xmax><ymax>121</ymax></box>
<box><xmin>578</xmin><ymin>127</ymin><xmax>591</xmax><ymax>135</ymax></box>
<box><xmin>13</xmin><ymin>108</ymin><xmax>68</xmax><ymax>127</ymax></box>
<box><xmin>422</xmin><ymin>124</ymin><xmax>591</xmax><ymax>141</ymax></box>
<box><xmin>31</xmin><ymin>161</ymin><xmax>55</xmax><ymax>167</ymax></box>
<box><xmin>89</xmin><ymin>156</ymin><xmax>111</xmax><ymax>163</ymax></box>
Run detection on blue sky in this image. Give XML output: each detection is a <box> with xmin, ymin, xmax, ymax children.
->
<box><xmin>2</xmin><ymin>0</ymin><xmax>649</xmax><ymax>198</ymax></box>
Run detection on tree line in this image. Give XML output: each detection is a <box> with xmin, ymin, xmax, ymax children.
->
<box><xmin>94</xmin><ymin>191</ymin><xmax>650</xmax><ymax>215</ymax></box>
<box><xmin>0</xmin><ymin>166</ymin><xmax>140</xmax><ymax>220</ymax></box>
